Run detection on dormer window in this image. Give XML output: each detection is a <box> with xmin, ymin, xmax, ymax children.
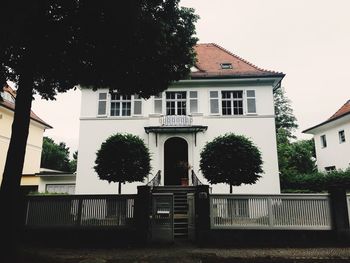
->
<box><xmin>220</xmin><ymin>63</ymin><xmax>233</xmax><ymax>69</ymax></box>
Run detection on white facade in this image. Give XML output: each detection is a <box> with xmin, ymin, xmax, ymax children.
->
<box><xmin>304</xmin><ymin>114</ymin><xmax>350</xmax><ymax>172</ymax></box>
<box><xmin>76</xmin><ymin>77</ymin><xmax>281</xmax><ymax>194</ymax></box>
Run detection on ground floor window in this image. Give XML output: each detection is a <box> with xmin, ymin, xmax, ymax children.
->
<box><xmin>46</xmin><ymin>184</ymin><xmax>75</xmax><ymax>194</ymax></box>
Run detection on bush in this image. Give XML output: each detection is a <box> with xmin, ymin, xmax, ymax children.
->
<box><xmin>280</xmin><ymin>169</ymin><xmax>350</xmax><ymax>192</ymax></box>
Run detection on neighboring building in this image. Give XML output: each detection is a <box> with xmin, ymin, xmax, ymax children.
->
<box><xmin>303</xmin><ymin>100</ymin><xmax>350</xmax><ymax>172</ymax></box>
<box><xmin>76</xmin><ymin>43</ymin><xmax>285</xmax><ymax>194</ymax></box>
<box><xmin>36</xmin><ymin>168</ymin><xmax>76</xmax><ymax>194</ymax></box>
<box><xmin>0</xmin><ymin>84</ymin><xmax>52</xmax><ymax>194</ymax></box>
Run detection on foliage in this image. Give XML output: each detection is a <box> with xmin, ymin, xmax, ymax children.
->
<box><xmin>274</xmin><ymin>88</ymin><xmax>316</xmax><ymax>180</ymax></box>
<box><xmin>278</xmin><ymin>138</ymin><xmax>316</xmax><ymax>176</ymax></box>
<box><xmin>94</xmin><ymin>133</ymin><xmax>151</xmax><ymax>194</ymax></box>
<box><xmin>274</xmin><ymin>88</ymin><xmax>298</xmax><ymax>140</ymax></box>
<box><xmin>281</xmin><ymin>169</ymin><xmax>350</xmax><ymax>192</ymax></box>
<box><xmin>41</xmin><ymin>137</ymin><xmax>76</xmax><ymax>172</ymax></box>
<box><xmin>0</xmin><ymin>1</ymin><xmax>197</xmax><ymax>255</ymax></box>
<box><xmin>200</xmin><ymin>133</ymin><xmax>263</xmax><ymax>193</ymax></box>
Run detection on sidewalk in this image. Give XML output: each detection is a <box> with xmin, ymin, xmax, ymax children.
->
<box><xmin>18</xmin><ymin>246</ymin><xmax>350</xmax><ymax>263</ymax></box>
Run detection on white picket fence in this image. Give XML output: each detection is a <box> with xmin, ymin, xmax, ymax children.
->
<box><xmin>210</xmin><ymin>194</ymin><xmax>332</xmax><ymax>230</ymax></box>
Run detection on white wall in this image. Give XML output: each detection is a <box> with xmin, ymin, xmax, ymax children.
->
<box><xmin>76</xmin><ymin>79</ymin><xmax>280</xmax><ymax>194</ymax></box>
<box><xmin>312</xmin><ymin>118</ymin><xmax>350</xmax><ymax>171</ymax></box>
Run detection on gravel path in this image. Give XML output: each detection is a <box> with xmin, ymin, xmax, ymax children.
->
<box><xmin>19</xmin><ymin>246</ymin><xmax>350</xmax><ymax>263</ymax></box>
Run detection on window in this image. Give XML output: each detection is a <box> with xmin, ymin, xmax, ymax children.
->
<box><xmin>246</xmin><ymin>90</ymin><xmax>256</xmax><ymax>114</ymax></box>
<box><xmin>325</xmin><ymin>166</ymin><xmax>336</xmax><ymax>172</ymax></box>
<box><xmin>209</xmin><ymin>91</ymin><xmax>219</xmax><ymax>114</ymax></box>
<box><xmin>46</xmin><ymin>184</ymin><xmax>75</xmax><ymax>194</ymax></box>
<box><xmin>339</xmin><ymin>130</ymin><xmax>346</xmax><ymax>143</ymax></box>
<box><xmin>220</xmin><ymin>63</ymin><xmax>233</xmax><ymax>69</ymax></box>
<box><xmin>320</xmin><ymin>135</ymin><xmax>327</xmax><ymax>148</ymax></box>
<box><xmin>221</xmin><ymin>91</ymin><xmax>243</xmax><ymax>115</ymax></box>
<box><xmin>154</xmin><ymin>93</ymin><xmax>163</xmax><ymax>114</ymax></box>
<box><xmin>97</xmin><ymin>93</ymin><xmax>108</xmax><ymax>116</ymax></box>
<box><xmin>189</xmin><ymin>91</ymin><xmax>198</xmax><ymax>113</ymax></box>
<box><xmin>166</xmin><ymin>91</ymin><xmax>186</xmax><ymax>115</ymax></box>
<box><xmin>110</xmin><ymin>93</ymin><xmax>131</xmax><ymax>116</ymax></box>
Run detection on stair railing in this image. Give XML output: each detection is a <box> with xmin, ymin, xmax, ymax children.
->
<box><xmin>147</xmin><ymin>170</ymin><xmax>161</xmax><ymax>187</ymax></box>
<box><xmin>191</xmin><ymin>170</ymin><xmax>203</xmax><ymax>186</ymax></box>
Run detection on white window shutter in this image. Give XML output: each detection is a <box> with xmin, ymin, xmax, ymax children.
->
<box><xmin>97</xmin><ymin>92</ymin><xmax>107</xmax><ymax>116</ymax></box>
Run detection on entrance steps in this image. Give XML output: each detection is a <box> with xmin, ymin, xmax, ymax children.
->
<box><xmin>152</xmin><ymin>186</ymin><xmax>196</xmax><ymax>239</ymax></box>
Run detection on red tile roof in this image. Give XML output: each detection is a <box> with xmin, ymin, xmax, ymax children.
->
<box><xmin>329</xmin><ymin>100</ymin><xmax>350</xmax><ymax>120</ymax></box>
<box><xmin>1</xmin><ymin>84</ymin><xmax>52</xmax><ymax>128</ymax></box>
<box><xmin>190</xmin><ymin>43</ymin><xmax>285</xmax><ymax>79</ymax></box>
<box><xmin>303</xmin><ymin>100</ymin><xmax>350</xmax><ymax>133</ymax></box>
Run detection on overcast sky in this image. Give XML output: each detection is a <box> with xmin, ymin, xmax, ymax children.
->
<box><xmin>31</xmin><ymin>0</ymin><xmax>350</xmax><ymax>154</ymax></box>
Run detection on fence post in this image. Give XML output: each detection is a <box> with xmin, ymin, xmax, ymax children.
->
<box><xmin>135</xmin><ymin>185</ymin><xmax>152</xmax><ymax>244</ymax></box>
<box><xmin>329</xmin><ymin>187</ymin><xmax>350</xmax><ymax>243</ymax></box>
<box><xmin>195</xmin><ymin>185</ymin><xmax>210</xmax><ymax>246</ymax></box>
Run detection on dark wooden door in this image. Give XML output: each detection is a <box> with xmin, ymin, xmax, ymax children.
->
<box><xmin>164</xmin><ymin>137</ymin><xmax>188</xmax><ymax>185</ymax></box>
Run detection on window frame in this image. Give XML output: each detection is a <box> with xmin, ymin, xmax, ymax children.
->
<box><xmin>45</xmin><ymin>184</ymin><xmax>76</xmax><ymax>194</ymax></box>
<box><xmin>338</xmin><ymin>130</ymin><xmax>346</xmax><ymax>144</ymax></box>
<box><xmin>110</xmin><ymin>93</ymin><xmax>132</xmax><ymax>117</ymax></box>
<box><xmin>209</xmin><ymin>88</ymin><xmax>258</xmax><ymax>116</ymax></box>
<box><xmin>320</xmin><ymin>134</ymin><xmax>327</xmax><ymax>148</ymax></box>
<box><xmin>246</xmin><ymin>90</ymin><xmax>257</xmax><ymax>114</ymax></box>
<box><xmin>221</xmin><ymin>90</ymin><xmax>244</xmax><ymax>116</ymax></box>
<box><xmin>165</xmin><ymin>91</ymin><xmax>187</xmax><ymax>116</ymax></box>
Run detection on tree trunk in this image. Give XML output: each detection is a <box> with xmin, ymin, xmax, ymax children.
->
<box><xmin>230</xmin><ymin>184</ymin><xmax>233</xmax><ymax>194</ymax></box>
<box><xmin>0</xmin><ymin>69</ymin><xmax>34</xmax><ymax>260</ymax></box>
<box><xmin>118</xmin><ymin>182</ymin><xmax>121</xmax><ymax>194</ymax></box>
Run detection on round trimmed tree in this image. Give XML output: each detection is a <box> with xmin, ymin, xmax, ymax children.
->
<box><xmin>94</xmin><ymin>133</ymin><xmax>151</xmax><ymax>194</ymax></box>
<box><xmin>200</xmin><ymin>133</ymin><xmax>263</xmax><ymax>193</ymax></box>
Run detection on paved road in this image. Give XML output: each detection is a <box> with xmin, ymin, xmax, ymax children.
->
<box><xmin>18</xmin><ymin>246</ymin><xmax>350</xmax><ymax>263</ymax></box>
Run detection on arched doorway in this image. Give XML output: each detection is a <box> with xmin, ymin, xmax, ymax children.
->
<box><xmin>164</xmin><ymin>137</ymin><xmax>188</xmax><ymax>185</ymax></box>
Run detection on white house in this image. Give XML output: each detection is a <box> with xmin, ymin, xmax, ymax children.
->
<box><xmin>75</xmin><ymin>43</ymin><xmax>284</xmax><ymax>194</ymax></box>
<box><xmin>303</xmin><ymin>100</ymin><xmax>350</xmax><ymax>172</ymax></box>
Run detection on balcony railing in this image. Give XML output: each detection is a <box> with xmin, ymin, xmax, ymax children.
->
<box><xmin>160</xmin><ymin>115</ymin><xmax>193</xmax><ymax>126</ymax></box>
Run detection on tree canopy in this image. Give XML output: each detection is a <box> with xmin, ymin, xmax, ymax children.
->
<box><xmin>200</xmin><ymin>134</ymin><xmax>263</xmax><ymax>193</ymax></box>
<box><xmin>274</xmin><ymin>88</ymin><xmax>298</xmax><ymax>140</ymax></box>
<box><xmin>0</xmin><ymin>1</ymin><xmax>198</xmax><ymax>258</ymax></box>
<box><xmin>41</xmin><ymin>137</ymin><xmax>77</xmax><ymax>172</ymax></box>
<box><xmin>94</xmin><ymin>133</ymin><xmax>151</xmax><ymax>194</ymax></box>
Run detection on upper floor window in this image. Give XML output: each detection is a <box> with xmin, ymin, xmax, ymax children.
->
<box><xmin>222</xmin><ymin>91</ymin><xmax>243</xmax><ymax>115</ymax></box>
<box><xmin>209</xmin><ymin>89</ymin><xmax>256</xmax><ymax>116</ymax></box>
<box><xmin>320</xmin><ymin>134</ymin><xmax>327</xmax><ymax>148</ymax></box>
<box><xmin>97</xmin><ymin>92</ymin><xmax>141</xmax><ymax>117</ymax></box>
<box><xmin>339</xmin><ymin>130</ymin><xmax>346</xmax><ymax>143</ymax></box>
<box><xmin>110</xmin><ymin>94</ymin><xmax>131</xmax><ymax>116</ymax></box>
<box><xmin>166</xmin><ymin>91</ymin><xmax>186</xmax><ymax>115</ymax></box>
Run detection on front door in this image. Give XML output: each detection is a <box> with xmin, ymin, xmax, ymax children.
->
<box><xmin>164</xmin><ymin>137</ymin><xmax>188</xmax><ymax>185</ymax></box>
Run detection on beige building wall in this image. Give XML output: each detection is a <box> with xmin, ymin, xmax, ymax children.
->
<box><xmin>0</xmin><ymin>107</ymin><xmax>46</xmax><ymax>183</ymax></box>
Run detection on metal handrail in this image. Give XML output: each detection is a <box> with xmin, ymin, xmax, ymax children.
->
<box><xmin>147</xmin><ymin>170</ymin><xmax>161</xmax><ymax>187</ymax></box>
<box><xmin>191</xmin><ymin>170</ymin><xmax>203</xmax><ymax>186</ymax></box>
